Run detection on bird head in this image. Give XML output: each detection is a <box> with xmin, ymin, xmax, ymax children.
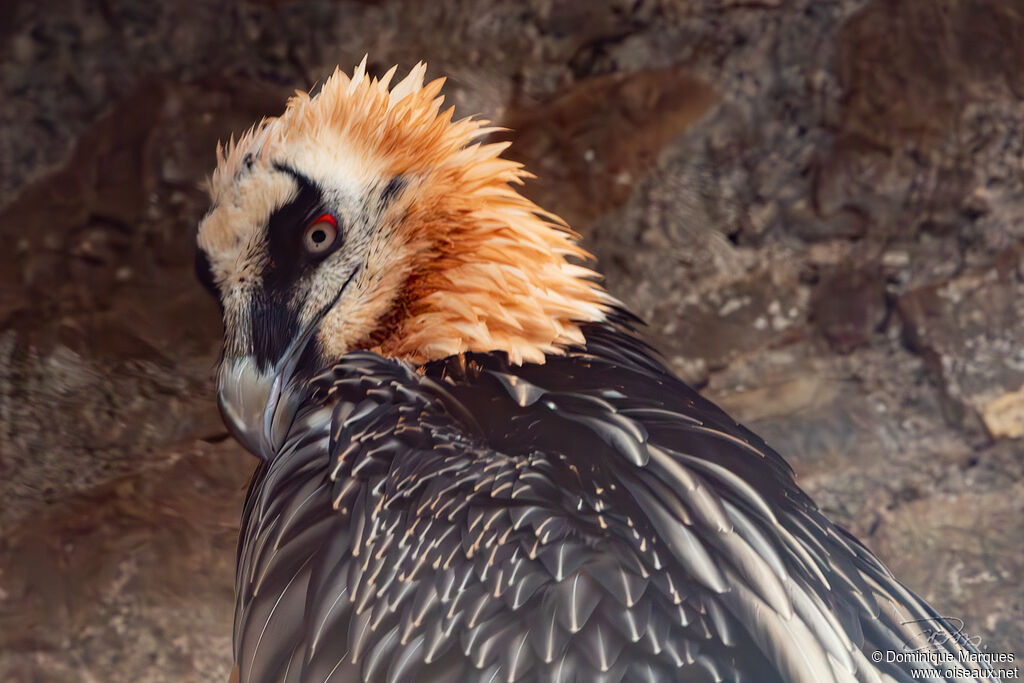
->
<box><xmin>196</xmin><ymin>60</ymin><xmax>610</xmax><ymax>448</ymax></box>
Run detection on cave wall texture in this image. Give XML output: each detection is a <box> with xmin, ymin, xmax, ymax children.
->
<box><xmin>1</xmin><ymin>0</ymin><xmax>1023</xmax><ymax>679</ymax></box>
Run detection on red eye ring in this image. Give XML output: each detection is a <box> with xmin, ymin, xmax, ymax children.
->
<box><xmin>303</xmin><ymin>213</ymin><xmax>340</xmax><ymax>254</ymax></box>
<box><xmin>310</xmin><ymin>213</ymin><xmax>337</xmax><ymax>228</ymax></box>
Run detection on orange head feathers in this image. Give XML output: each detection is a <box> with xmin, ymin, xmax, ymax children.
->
<box><xmin>197</xmin><ymin>58</ymin><xmax>612</xmax><ymax>373</ymax></box>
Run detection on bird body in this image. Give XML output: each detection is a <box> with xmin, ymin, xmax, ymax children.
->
<box><xmin>198</xmin><ymin>60</ymin><xmax>996</xmax><ymax>682</ymax></box>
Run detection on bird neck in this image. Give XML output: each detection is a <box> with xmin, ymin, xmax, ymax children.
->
<box><xmin>370</xmin><ymin>221</ymin><xmax>613</xmax><ymax>366</ymax></box>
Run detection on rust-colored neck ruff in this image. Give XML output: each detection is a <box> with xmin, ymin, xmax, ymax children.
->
<box><xmin>209</xmin><ymin>59</ymin><xmax>613</xmax><ymax>366</ymax></box>
<box><xmin>376</xmin><ymin>194</ymin><xmax>610</xmax><ymax>366</ymax></box>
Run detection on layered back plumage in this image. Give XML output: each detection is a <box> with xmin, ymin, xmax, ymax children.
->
<box><xmin>232</xmin><ymin>324</ymin><xmax>996</xmax><ymax>683</ymax></box>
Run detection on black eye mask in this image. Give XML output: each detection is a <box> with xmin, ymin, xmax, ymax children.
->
<box><xmin>263</xmin><ymin>165</ymin><xmax>340</xmax><ymax>292</ymax></box>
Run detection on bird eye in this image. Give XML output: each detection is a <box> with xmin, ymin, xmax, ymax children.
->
<box><xmin>303</xmin><ymin>213</ymin><xmax>339</xmax><ymax>255</ymax></box>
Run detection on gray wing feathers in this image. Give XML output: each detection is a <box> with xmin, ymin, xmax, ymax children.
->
<box><xmin>232</xmin><ymin>353</ymin><xmax>996</xmax><ymax>682</ymax></box>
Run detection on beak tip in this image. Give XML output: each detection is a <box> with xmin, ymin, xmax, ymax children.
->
<box><xmin>216</xmin><ymin>357</ymin><xmax>274</xmax><ymax>458</ymax></box>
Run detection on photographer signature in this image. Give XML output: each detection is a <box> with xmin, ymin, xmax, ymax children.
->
<box><xmin>902</xmin><ymin>617</ymin><xmax>983</xmax><ymax>652</ymax></box>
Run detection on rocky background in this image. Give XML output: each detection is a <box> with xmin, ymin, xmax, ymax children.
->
<box><xmin>2</xmin><ymin>0</ymin><xmax>1023</xmax><ymax>679</ymax></box>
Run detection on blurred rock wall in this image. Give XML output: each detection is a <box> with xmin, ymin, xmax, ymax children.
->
<box><xmin>1</xmin><ymin>0</ymin><xmax>1022</xmax><ymax>679</ymax></box>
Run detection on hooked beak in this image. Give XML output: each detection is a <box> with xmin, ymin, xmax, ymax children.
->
<box><xmin>216</xmin><ymin>267</ymin><xmax>358</xmax><ymax>458</ymax></box>
<box><xmin>217</xmin><ymin>312</ymin><xmax>323</xmax><ymax>458</ymax></box>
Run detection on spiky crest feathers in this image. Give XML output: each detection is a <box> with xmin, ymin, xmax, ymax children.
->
<box><xmin>202</xmin><ymin>58</ymin><xmax>613</xmax><ymax>365</ymax></box>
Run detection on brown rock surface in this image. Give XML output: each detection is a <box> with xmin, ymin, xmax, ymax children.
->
<box><xmin>898</xmin><ymin>252</ymin><xmax>1024</xmax><ymax>439</ymax></box>
<box><xmin>2</xmin><ymin>0</ymin><xmax>1022</xmax><ymax>679</ymax></box>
